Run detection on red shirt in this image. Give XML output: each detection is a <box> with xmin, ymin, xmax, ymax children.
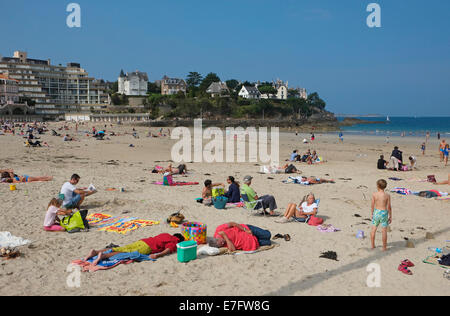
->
<box><xmin>214</xmin><ymin>224</ymin><xmax>259</xmax><ymax>251</ymax></box>
<box><xmin>141</xmin><ymin>233</ymin><xmax>179</xmax><ymax>253</ymax></box>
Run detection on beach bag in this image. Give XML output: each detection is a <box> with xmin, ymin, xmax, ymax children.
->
<box><xmin>427</xmin><ymin>175</ymin><xmax>436</xmax><ymax>183</ymax></box>
<box><xmin>307</xmin><ymin>216</ymin><xmax>323</xmax><ymax>226</ymax></box>
<box><xmin>213</xmin><ymin>196</ymin><xmax>228</xmax><ymax>210</ymax></box>
<box><xmin>60</xmin><ymin>211</ymin><xmax>85</xmax><ymax>232</ymax></box>
<box><xmin>212</xmin><ymin>187</ymin><xmax>225</xmax><ymax>198</ymax></box>
<box><xmin>181</xmin><ymin>222</ymin><xmax>207</xmax><ymax>245</ymax></box>
<box><xmin>167</xmin><ymin>212</ymin><xmax>185</xmax><ymax>224</ymax></box>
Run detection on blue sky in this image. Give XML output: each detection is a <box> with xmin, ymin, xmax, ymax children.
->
<box><xmin>1</xmin><ymin>0</ymin><xmax>449</xmax><ymax>116</ymax></box>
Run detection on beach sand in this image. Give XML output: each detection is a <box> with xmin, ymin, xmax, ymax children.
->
<box><xmin>0</xmin><ymin>122</ymin><xmax>449</xmax><ymax>296</ymax></box>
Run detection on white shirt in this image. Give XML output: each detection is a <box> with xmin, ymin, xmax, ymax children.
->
<box><xmin>44</xmin><ymin>206</ymin><xmax>59</xmax><ymax>227</ymax></box>
<box><xmin>300</xmin><ymin>202</ymin><xmax>318</xmax><ymax>215</ymax></box>
<box><xmin>60</xmin><ymin>182</ymin><xmax>76</xmax><ymax>206</ymax></box>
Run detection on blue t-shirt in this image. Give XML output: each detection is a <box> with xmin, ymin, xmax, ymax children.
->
<box><xmin>290</xmin><ymin>153</ymin><xmax>298</xmax><ymax>161</ymax></box>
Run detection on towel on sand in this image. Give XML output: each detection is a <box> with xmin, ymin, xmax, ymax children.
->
<box><xmin>0</xmin><ymin>232</ymin><xmax>30</xmax><ymax>248</ymax></box>
<box><xmin>72</xmin><ymin>250</ymin><xmax>155</xmax><ymax>272</ymax></box>
<box><xmin>218</xmin><ymin>243</ymin><xmax>278</xmax><ymax>255</ymax></box>
<box><xmin>152</xmin><ymin>181</ymin><xmax>199</xmax><ymax>186</ymax></box>
<box><xmin>87</xmin><ymin>213</ymin><xmax>160</xmax><ymax>235</ymax></box>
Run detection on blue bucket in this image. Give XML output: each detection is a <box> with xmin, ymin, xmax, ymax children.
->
<box><xmin>213</xmin><ymin>196</ymin><xmax>228</xmax><ymax>209</ymax></box>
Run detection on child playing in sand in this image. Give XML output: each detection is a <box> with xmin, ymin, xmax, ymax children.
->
<box><xmin>44</xmin><ymin>198</ymin><xmax>72</xmax><ymax>232</ymax></box>
<box><xmin>370</xmin><ymin>179</ymin><xmax>392</xmax><ymax>251</ymax></box>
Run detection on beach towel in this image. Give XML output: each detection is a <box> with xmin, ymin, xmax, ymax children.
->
<box><xmin>317</xmin><ymin>224</ymin><xmax>340</xmax><ymax>233</ymax></box>
<box><xmin>389</xmin><ymin>177</ymin><xmax>403</xmax><ymax>181</ymax></box>
<box><xmin>152</xmin><ymin>181</ymin><xmax>199</xmax><ymax>186</ymax></box>
<box><xmin>282</xmin><ymin>176</ymin><xmax>311</xmax><ymax>185</ymax></box>
<box><xmin>72</xmin><ymin>250</ymin><xmax>155</xmax><ymax>272</ymax></box>
<box><xmin>0</xmin><ymin>232</ymin><xmax>30</xmax><ymax>248</ymax></box>
<box><xmin>101</xmin><ymin>219</ymin><xmax>160</xmax><ymax>235</ymax></box>
<box><xmin>218</xmin><ymin>243</ymin><xmax>279</xmax><ymax>256</ymax></box>
<box><xmin>423</xmin><ymin>255</ymin><xmax>449</xmax><ymax>269</ymax></box>
<box><xmin>87</xmin><ymin>213</ymin><xmax>160</xmax><ymax>234</ymax></box>
<box><xmin>391</xmin><ymin>188</ymin><xmax>417</xmax><ymax>196</ymax></box>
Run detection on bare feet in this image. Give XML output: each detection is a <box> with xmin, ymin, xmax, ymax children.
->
<box><xmin>92</xmin><ymin>252</ymin><xmax>103</xmax><ymax>266</ymax></box>
<box><xmin>84</xmin><ymin>249</ymin><xmax>97</xmax><ymax>262</ymax></box>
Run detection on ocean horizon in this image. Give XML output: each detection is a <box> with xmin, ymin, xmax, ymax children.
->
<box><xmin>336</xmin><ymin>116</ymin><xmax>450</xmax><ymax>137</ymax></box>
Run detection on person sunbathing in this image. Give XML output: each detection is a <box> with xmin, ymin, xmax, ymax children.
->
<box><xmin>299</xmin><ymin>176</ymin><xmax>334</xmax><ymax>185</ymax></box>
<box><xmin>84</xmin><ymin>233</ymin><xmax>185</xmax><ymax>265</ymax></box>
<box><xmin>209</xmin><ymin>222</ymin><xmax>271</xmax><ymax>251</ymax></box>
<box><xmin>1</xmin><ymin>171</ymin><xmax>53</xmax><ymax>183</ymax></box>
<box><xmin>156</xmin><ymin>163</ymin><xmax>188</xmax><ymax>175</ymax></box>
<box><xmin>276</xmin><ymin>193</ymin><xmax>318</xmax><ymax>223</ymax></box>
<box><xmin>433</xmin><ymin>174</ymin><xmax>450</xmax><ymax>185</ymax></box>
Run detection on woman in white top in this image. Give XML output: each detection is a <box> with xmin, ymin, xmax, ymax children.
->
<box><xmin>276</xmin><ymin>193</ymin><xmax>318</xmax><ymax>223</ymax></box>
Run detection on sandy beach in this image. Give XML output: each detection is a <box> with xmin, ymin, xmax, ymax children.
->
<box><xmin>0</xmin><ymin>122</ymin><xmax>449</xmax><ymax>296</ymax></box>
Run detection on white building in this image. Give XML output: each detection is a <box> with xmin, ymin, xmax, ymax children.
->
<box><xmin>238</xmin><ymin>86</ymin><xmax>261</xmax><ymax>99</ymax></box>
<box><xmin>118</xmin><ymin>70</ymin><xmax>148</xmax><ymax>96</ymax></box>
<box><xmin>274</xmin><ymin>79</ymin><xmax>288</xmax><ymax>100</ymax></box>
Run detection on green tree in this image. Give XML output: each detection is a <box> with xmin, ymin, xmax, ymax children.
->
<box><xmin>258</xmin><ymin>85</ymin><xmax>277</xmax><ymax>95</ymax></box>
<box><xmin>307</xmin><ymin>92</ymin><xmax>326</xmax><ymax>109</ymax></box>
<box><xmin>147</xmin><ymin>82</ymin><xmax>160</xmax><ymax>94</ymax></box>
<box><xmin>225</xmin><ymin>79</ymin><xmax>239</xmax><ymax>91</ymax></box>
<box><xmin>186</xmin><ymin>72</ymin><xmax>203</xmax><ymax>88</ymax></box>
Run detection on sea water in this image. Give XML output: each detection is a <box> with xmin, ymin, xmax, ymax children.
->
<box><xmin>337</xmin><ymin>117</ymin><xmax>450</xmax><ymax>137</ymax></box>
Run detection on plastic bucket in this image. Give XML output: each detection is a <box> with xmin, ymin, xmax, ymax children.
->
<box><xmin>213</xmin><ymin>196</ymin><xmax>228</xmax><ymax>210</ymax></box>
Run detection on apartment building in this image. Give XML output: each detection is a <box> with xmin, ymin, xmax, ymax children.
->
<box><xmin>0</xmin><ymin>51</ymin><xmax>109</xmax><ymax>117</ymax></box>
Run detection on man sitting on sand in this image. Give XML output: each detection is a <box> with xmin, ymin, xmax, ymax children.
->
<box><xmin>240</xmin><ymin>175</ymin><xmax>278</xmax><ymax>216</ymax></box>
<box><xmin>209</xmin><ymin>222</ymin><xmax>271</xmax><ymax>252</ymax></box>
<box><xmin>60</xmin><ymin>174</ymin><xmax>97</xmax><ymax>209</ymax></box>
<box><xmin>84</xmin><ymin>233</ymin><xmax>185</xmax><ymax>265</ymax></box>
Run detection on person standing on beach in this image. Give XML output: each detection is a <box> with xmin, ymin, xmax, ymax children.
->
<box><xmin>370</xmin><ymin>179</ymin><xmax>392</xmax><ymax>251</ymax></box>
<box><xmin>439</xmin><ymin>139</ymin><xmax>446</xmax><ymax>162</ymax></box>
<box><xmin>438</xmin><ymin>132</ymin><xmax>441</xmax><ymax>140</ymax></box>
<box><xmin>339</xmin><ymin>132</ymin><xmax>344</xmax><ymax>143</ymax></box>
<box><xmin>421</xmin><ymin>143</ymin><xmax>426</xmax><ymax>156</ymax></box>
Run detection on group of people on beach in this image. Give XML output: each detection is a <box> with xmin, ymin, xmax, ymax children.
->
<box><xmin>377</xmin><ymin>146</ymin><xmax>417</xmax><ymax>171</ymax></box>
<box><xmin>289</xmin><ymin>149</ymin><xmax>321</xmax><ymax>164</ymax></box>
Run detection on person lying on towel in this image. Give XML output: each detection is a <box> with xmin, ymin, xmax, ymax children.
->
<box><xmin>209</xmin><ymin>222</ymin><xmax>271</xmax><ymax>252</ymax></box>
<box><xmin>84</xmin><ymin>233</ymin><xmax>185</xmax><ymax>265</ymax></box>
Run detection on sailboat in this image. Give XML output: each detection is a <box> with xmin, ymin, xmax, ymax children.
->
<box><xmin>386</xmin><ymin>116</ymin><xmax>390</xmax><ymax>122</ymax></box>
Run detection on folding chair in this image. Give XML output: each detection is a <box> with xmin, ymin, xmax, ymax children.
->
<box><xmin>241</xmin><ymin>194</ymin><xmax>265</xmax><ymax>216</ymax></box>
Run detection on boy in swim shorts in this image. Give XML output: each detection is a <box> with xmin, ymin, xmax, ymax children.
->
<box><xmin>370</xmin><ymin>179</ymin><xmax>392</xmax><ymax>251</ymax></box>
